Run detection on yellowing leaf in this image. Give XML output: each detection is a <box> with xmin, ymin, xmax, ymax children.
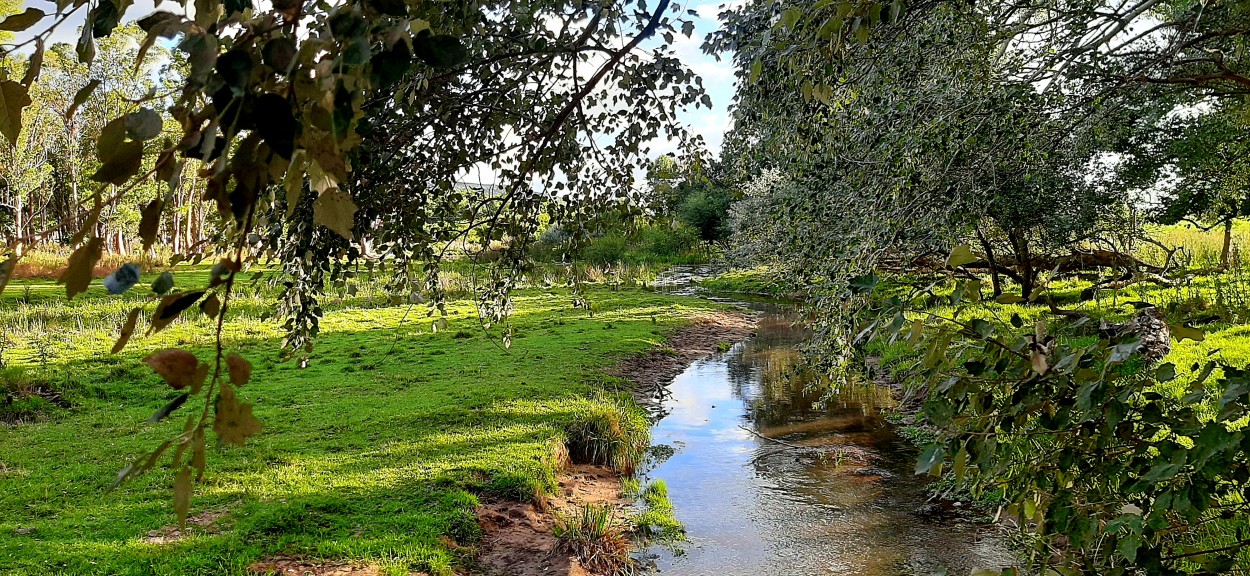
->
<box><xmin>995</xmin><ymin>294</ymin><xmax>1024</xmax><ymax>304</ymax></box>
<box><xmin>1168</xmin><ymin>323</ymin><xmax>1204</xmax><ymax>342</ymax></box>
<box><xmin>313</xmin><ymin>188</ymin><xmax>358</xmax><ymax>240</ymax></box>
<box><xmin>199</xmin><ymin>294</ymin><xmax>221</xmax><ymax>319</ymax></box>
<box><xmin>112</xmin><ymin>307</ymin><xmax>143</xmax><ymax>353</ymax></box>
<box><xmin>214</xmin><ymin>384</ymin><xmax>263</xmax><ymax>446</ymax></box>
<box><xmin>945</xmin><ymin>244</ymin><xmax>978</xmax><ymax>268</ymax></box>
<box><xmin>226</xmin><ymin>353</ymin><xmax>252</xmax><ymax>387</ymax></box>
<box><xmin>174</xmin><ymin>466</ymin><xmax>192</xmax><ymax>529</ymax></box>
<box><xmin>143</xmin><ymin>348</ymin><xmax>201</xmax><ymax>390</ymax></box>
<box><xmin>57</xmin><ymin>237</ymin><xmax>104</xmax><ymax>299</ymax></box>
<box><xmin>0</xmin><ymin>80</ymin><xmax>33</xmax><ymax>147</ymax></box>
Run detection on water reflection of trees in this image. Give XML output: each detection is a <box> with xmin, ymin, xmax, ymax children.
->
<box><xmin>731</xmin><ymin>314</ymin><xmax>894</xmax><ymax>429</ymax></box>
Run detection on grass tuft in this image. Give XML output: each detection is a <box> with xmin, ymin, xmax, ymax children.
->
<box><xmin>552</xmin><ymin>504</ymin><xmax>635</xmax><ymax>576</ymax></box>
<box><xmin>630</xmin><ymin>479</ymin><xmax>684</xmax><ymax>542</ymax></box>
<box><xmin>563</xmin><ymin>397</ymin><xmax>650</xmax><ymax>475</ymax></box>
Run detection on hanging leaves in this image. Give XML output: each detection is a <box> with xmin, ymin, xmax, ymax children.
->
<box><xmin>103</xmin><ymin>263</ymin><xmax>142</xmax><ymax>294</ymax></box>
<box><xmin>0</xmin><ymin>7</ymin><xmax>45</xmax><ymax>32</ymax></box>
<box><xmin>151</xmin><ymin>291</ymin><xmax>205</xmax><ymax>332</ymax></box>
<box><xmin>57</xmin><ymin>237</ymin><xmax>104</xmax><ymax>299</ymax></box>
<box><xmin>213</xmin><ymin>383</ymin><xmax>263</xmax><ymax>445</ymax></box>
<box><xmin>312</xmin><ymin>188</ymin><xmax>358</xmax><ymax>240</ymax></box>
<box><xmin>112</xmin><ymin>307</ymin><xmax>143</xmax><ymax>353</ymax></box>
<box><xmin>0</xmin><ymin>80</ymin><xmax>32</xmax><ymax>147</ymax></box>
<box><xmin>200</xmin><ymin>294</ymin><xmax>221</xmax><ymax>319</ymax></box>
<box><xmin>151</xmin><ymin>271</ymin><xmax>175</xmax><ymax>295</ymax></box>
<box><xmin>226</xmin><ymin>353</ymin><xmax>252</xmax><ymax>387</ymax></box>
<box><xmin>173</xmin><ymin>466</ymin><xmax>192</xmax><ymax>528</ymax></box>
<box><xmin>91</xmin><ymin>140</ymin><xmax>145</xmax><ymax>185</ymax></box>
<box><xmin>143</xmin><ymin>349</ymin><xmax>201</xmax><ymax>390</ymax></box>
<box><xmin>138</xmin><ymin>199</ymin><xmax>164</xmax><ymax>250</ymax></box>
<box><xmin>125</xmin><ymin>108</ymin><xmax>164</xmax><ymax>141</ymax></box>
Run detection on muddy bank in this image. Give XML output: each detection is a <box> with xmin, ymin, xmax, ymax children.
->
<box><xmin>473</xmin><ymin>310</ymin><xmax>756</xmax><ymax>576</ymax></box>
<box><xmin>609</xmin><ymin>310</ymin><xmax>757</xmax><ymax>413</ymax></box>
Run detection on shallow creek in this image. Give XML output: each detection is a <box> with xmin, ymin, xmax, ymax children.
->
<box><xmin>642</xmin><ymin>271</ymin><xmax>1017</xmax><ymax>575</ymax></box>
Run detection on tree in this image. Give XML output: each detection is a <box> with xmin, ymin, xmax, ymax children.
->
<box><xmin>2</xmin><ymin>0</ymin><xmax>709</xmax><ymax>521</ymax></box>
<box><xmin>1150</xmin><ymin>103</ymin><xmax>1250</xmax><ymax>270</ymax></box>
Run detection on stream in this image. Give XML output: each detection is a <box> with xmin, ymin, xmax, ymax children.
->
<box><xmin>641</xmin><ymin>267</ymin><xmax>1017</xmax><ymax>576</ymax></box>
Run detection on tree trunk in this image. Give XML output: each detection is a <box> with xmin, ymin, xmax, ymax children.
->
<box><xmin>976</xmin><ymin>226</ymin><xmax>1002</xmax><ymax>297</ymax></box>
<box><xmin>1221</xmin><ymin>218</ymin><xmax>1233</xmax><ymax>271</ymax></box>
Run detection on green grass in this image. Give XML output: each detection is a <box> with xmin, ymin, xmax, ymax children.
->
<box><xmin>0</xmin><ymin>272</ymin><xmax>730</xmax><ymax>575</ymax></box>
<box><xmin>629</xmin><ymin>480</ymin><xmax>683</xmax><ymax>542</ymax></box>
<box><xmin>697</xmin><ymin>266</ymin><xmax>793</xmax><ymax>297</ymax></box>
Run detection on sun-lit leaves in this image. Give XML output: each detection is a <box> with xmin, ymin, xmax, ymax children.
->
<box><xmin>312</xmin><ymin>188</ymin><xmax>358</xmax><ymax>240</ymax></box>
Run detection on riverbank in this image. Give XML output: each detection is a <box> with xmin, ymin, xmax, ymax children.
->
<box><xmin>0</xmin><ymin>276</ymin><xmax>736</xmax><ymax>576</ymax></box>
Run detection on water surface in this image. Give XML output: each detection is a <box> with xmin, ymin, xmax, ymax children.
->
<box><xmin>641</xmin><ymin>309</ymin><xmax>1016</xmax><ymax>576</ymax></box>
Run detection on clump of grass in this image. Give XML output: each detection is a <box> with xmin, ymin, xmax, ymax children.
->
<box><xmin>564</xmin><ymin>397</ymin><xmax>650</xmax><ymax>475</ymax></box>
<box><xmin>715</xmin><ymin>341</ymin><xmax>732</xmax><ymax>353</ymax></box>
<box><xmin>552</xmin><ymin>503</ymin><xmax>635</xmax><ymax>576</ymax></box>
<box><xmin>630</xmin><ymin>480</ymin><xmax>684</xmax><ymax>542</ymax></box>
<box><xmin>0</xmin><ymin>366</ymin><xmax>73</xmax><ymax>424</ymax></box>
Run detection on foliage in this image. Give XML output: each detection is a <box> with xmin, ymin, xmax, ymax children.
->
<box><xmin>858</xmin><ymin>250</ymin><xmax>1250</xmax><ymax>574</ymax></box>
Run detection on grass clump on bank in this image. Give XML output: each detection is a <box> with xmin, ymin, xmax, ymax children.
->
<box><xmin>697</xmin><ymin>266</ymin><xmax>794</xmax><ymax>297</ymax></box>
<box><xmin>630</xmin><ymin>480</ymin><xmax>684</xmax><ymax>542</ymax></box>
<box><xmin>552</xmin><ymin>504</ymin><xmax>635</xmax><ymax>576</ymax></box>
<box><xmin>0</xmin><ymin>273</ymin><xmax>728</xmax><ymax>575</ymax></box>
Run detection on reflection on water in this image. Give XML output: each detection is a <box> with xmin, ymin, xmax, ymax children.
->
<box><xmin>641</xmin><ymin>310</ymin><xmax>1016</xmax><ymax>576</ymax></box>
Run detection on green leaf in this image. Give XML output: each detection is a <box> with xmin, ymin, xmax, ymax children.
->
<box><xmin>945</xmin><ymin>244</ymin><xmax>977</xmax><ymax>268</ymax></box>
<box><xmin>0</xmin><ymin>80</ymin><xmax>32</xmax><ymax>147</ymax></box>
<box><xmin>916</xmin><ymin>444</ymin><xmax>944</xmax><ymax>475</ymax></box>
<box><xmin>995</xmin><ymin>294</ymin><xmax>1024</xmax><ymax>304</ymax></box>
<box><xmin>148</xmin><ymin>393</ymin><xmax>189</xmax><ymax>423</ymax></box>
<box><xmin>847</xmin><ymin>272</ymin><xmax>878</xmax><ymax>294</ymax></box>
<box><xmin>413</xmin><ymin>34</ymin><xmax>468</xmax><ymax>68</ymax></box>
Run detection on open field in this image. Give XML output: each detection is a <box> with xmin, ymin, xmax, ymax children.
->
<box><xmin>0</xmin><ymin>264</ymin><xmax>727</xmax><ymax>576</ymax></box>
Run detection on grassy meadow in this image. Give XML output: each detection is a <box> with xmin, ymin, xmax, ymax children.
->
<box><xmin>0</xmin><ymin>259</ymin><xmax>726</xmax><ymax>576</ymax></box>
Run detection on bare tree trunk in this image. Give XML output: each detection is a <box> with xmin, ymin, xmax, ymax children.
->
<box><xmin>976</xmin><ymin>225</ymin><xmax>1002</xmax><ymax>298</ymax></box>
<box><xmin>1221</xmin><ymin>218</ymin><xmax>1233</xmax><ymax>271</ymax></box>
